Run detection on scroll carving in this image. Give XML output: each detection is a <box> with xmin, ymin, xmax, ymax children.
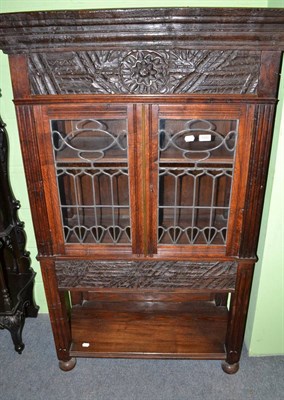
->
<box><xmin>0</xmin><ymin>117</ymin><xmax>33</xmax><ymax>274</ymax></box>
<box><xmin>28</xmin><ymin>50</ymin><xmax>260</xmax><ymax>95</ymax></box>
<box><xmin>55</xmin><ymin>260</ymin><xmax>237</xmax><ymax>290</ymax></box>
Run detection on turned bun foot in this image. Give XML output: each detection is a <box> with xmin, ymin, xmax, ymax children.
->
<box><xmin>221</xmin><ymin>361</ymin><xmax>239</xmax><ymax>374</ymax></box>
<box><xmin>59</xmin><ymin>357</ymin><xmax>77</xmax><ymax>372</ymax></box>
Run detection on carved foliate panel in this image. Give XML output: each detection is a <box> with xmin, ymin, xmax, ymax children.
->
<box><xmin>55</xmin><ymin>260</ymin><xmax>237</xmax><ymax>290</ymax></box>
<box><xmin>28</xmin><ymin>50</ymin><xmax>260</xmax><ymax>95</ymax></box>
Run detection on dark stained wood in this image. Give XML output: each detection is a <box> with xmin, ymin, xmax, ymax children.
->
<box><xmin>1</xmin><ymin>8</ymin><xmax>284</xmax><ymax>54</ymax></box>
<box><xmin>70</xmin><ymin>291</ymin><xmax>83</xmax><ymax>307</ymax></box>
<box><xmin>258</xmin><ymin>51</ymin><xmax>282</xmax><ymax>98</ymax></box>
<box><xmin>225</xmin><ymin>104</ymin><xmax>255</xmax><ymax>256</ymax></box>
<box><xmin>239</xmin><ymin>104</ymin><xmax>277</xmax><ymax>257</ymax></box>
<box><xmin>8</xmin><ymin>55</ymin><xmax>30</xmax><ymax>98</ymax></box>
<box><xmin>70</xmin><ymin>301</ymin><xmax>227</xmax><ymax>359</ymax></box>
<box><xmin>40</xmin><ymin>259</ymin><xmax>72</xmax><ymax>364</ymax></box>
<box><xmin>14</xmin><ymin>106</ymin><xmax>54</xmax><ymax>256</ymax></box>
<box><xmin>143</xmin><ymin>104</ymin><xmax>155</xmax><ymax>255</ymax></box>
<box><xmin>83</xmin><ymin>290</ymin><xmax>217</xmax><ymax>303</ymax></box>
<box><xmin>13</xmin><ymin>95</ymin><xmax>278</xmax><ymax>105</ymax></box>
<box><xmin>225</xmin><ymin>262</ymin><xmax>255</xmax><ymax>366</ymax></box>
<box><xmin>26</xmin><ymin>50</ymin><xmax>261</xmax><ymax>96</ymax></box>
<box><xmin>134</xmin><ymin>104</ymin><xmax>150</xmax><ymax>256</ymax></box>
<box><xmin>214</xmin><ymin>293</ymin><xmax>228</xmax><ymax>307</ymax></box>
<box><xmin>1</xmin><ymin>7</ymin><xmax>283</xmax><ymax>372</ymax></box>
<box><xmin>55</xmin><ymin>260</ymin><xmax>237</xmax><ymax>291</ymax></box>
<box><xmin>127</xmin><ymin>104</ymin><xmax>141</xmax><ymax>256</ymax></box>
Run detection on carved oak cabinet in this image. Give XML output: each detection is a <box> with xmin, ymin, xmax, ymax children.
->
<box><xmin>0</xmin><ymin>8</ymin><xmax>283</xmax><ymax>373</ymax></box>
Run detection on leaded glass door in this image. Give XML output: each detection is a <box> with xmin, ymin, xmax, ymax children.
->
<box><xmin>150</xmin><ymin>104</ymin><xmax>252</xmax><ymax>256</ymax></box>
<box><xmin>37</xmin><ymin>104</ymin><xmax>139</xmax><ymax>256</ymax></box>
<box><xmin>52</xmin><ymin>117</ymin><xmax>131</xmax><ymax>245</ymax></box>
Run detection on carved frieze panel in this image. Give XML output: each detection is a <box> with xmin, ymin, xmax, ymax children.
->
<box><xmin>55</xmin><ymin>260</ymin><xmax>237</xmax><ymax>290</ymax></box>
<box><xmin>28</xmin><ymin>50</ymin><xmax>260</xmax><ymax>95</ymax></box>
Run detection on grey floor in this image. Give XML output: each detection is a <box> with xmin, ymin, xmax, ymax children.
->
<box><xmin>0</xmin><ymin>315</ymin><xmax>283</xmax><ymax>400</ymax></box>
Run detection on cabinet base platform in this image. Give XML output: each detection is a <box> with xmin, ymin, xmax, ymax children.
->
<box><xmin>69</xmin><ymin>300</ymin><xmax>227</xmax><ymax>360</ymax></box>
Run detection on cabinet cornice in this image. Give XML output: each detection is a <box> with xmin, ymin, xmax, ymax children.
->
<box><xmin>1</xmin><ymin>8</ymin><xmax>284</xmax><ymax>54</ymax></box>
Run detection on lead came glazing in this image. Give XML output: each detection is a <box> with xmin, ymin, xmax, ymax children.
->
<box><xmin>158</xmin><ymin>119</ymin><xmax>238</xmax><ymax>245</ymax></box>
<box><xmin>51</xmin><ymin>118</ymin><xmax>131</xmax><ymax>244</ymax></box>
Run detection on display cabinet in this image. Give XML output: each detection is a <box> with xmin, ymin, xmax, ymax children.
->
<box><xmin>0</xmin><ymin>7</ymin><xmax>283</xmax><ymax>372</ymax></box>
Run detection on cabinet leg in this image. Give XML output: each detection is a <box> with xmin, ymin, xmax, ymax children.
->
<box><xmin>224</xmin><ymin>262</ymin><xmax>255</xmax><ymax>374</ymax></box>
<box><xmin>41</xmin><ymin>260</ymin><xmax>72</xmax><ymax>368</ymax></box>
<box><xmin>59</xmin><ymin>357</ymin><xmax>77</xmax><ymax>372</ymax></box>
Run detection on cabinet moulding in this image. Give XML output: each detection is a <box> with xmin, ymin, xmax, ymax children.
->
<box><xmin>1</xmin><ymin>8</ymin><xmax>284</xmax><ymax>54</ymax></box>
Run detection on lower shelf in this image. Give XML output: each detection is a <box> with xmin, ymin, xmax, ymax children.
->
<box><xmin>70</xmin><ymin>300</ymin><xmax>227</xmax><ymax>359</ymax></box>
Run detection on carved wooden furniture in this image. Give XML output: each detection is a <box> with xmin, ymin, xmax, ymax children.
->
<box><xmin>0</xmin><ymin>7</ymin><xmax>283</xmax><ymax>372</ymax></box>
<box><xmin>0</xmin><ymin>116</ymin><xmax>38</xmax><ymax>353</ymax></box>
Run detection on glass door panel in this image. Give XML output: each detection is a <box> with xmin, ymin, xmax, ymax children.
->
<box><xmin>158</xmin><ymin>118</ymin><xmax>238</xmax><ymax>246</ymax></box>
<box><xmin>51</xmin><ymin>117</ymin><xmax>131</xmax><ymax>245</ymax></box>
